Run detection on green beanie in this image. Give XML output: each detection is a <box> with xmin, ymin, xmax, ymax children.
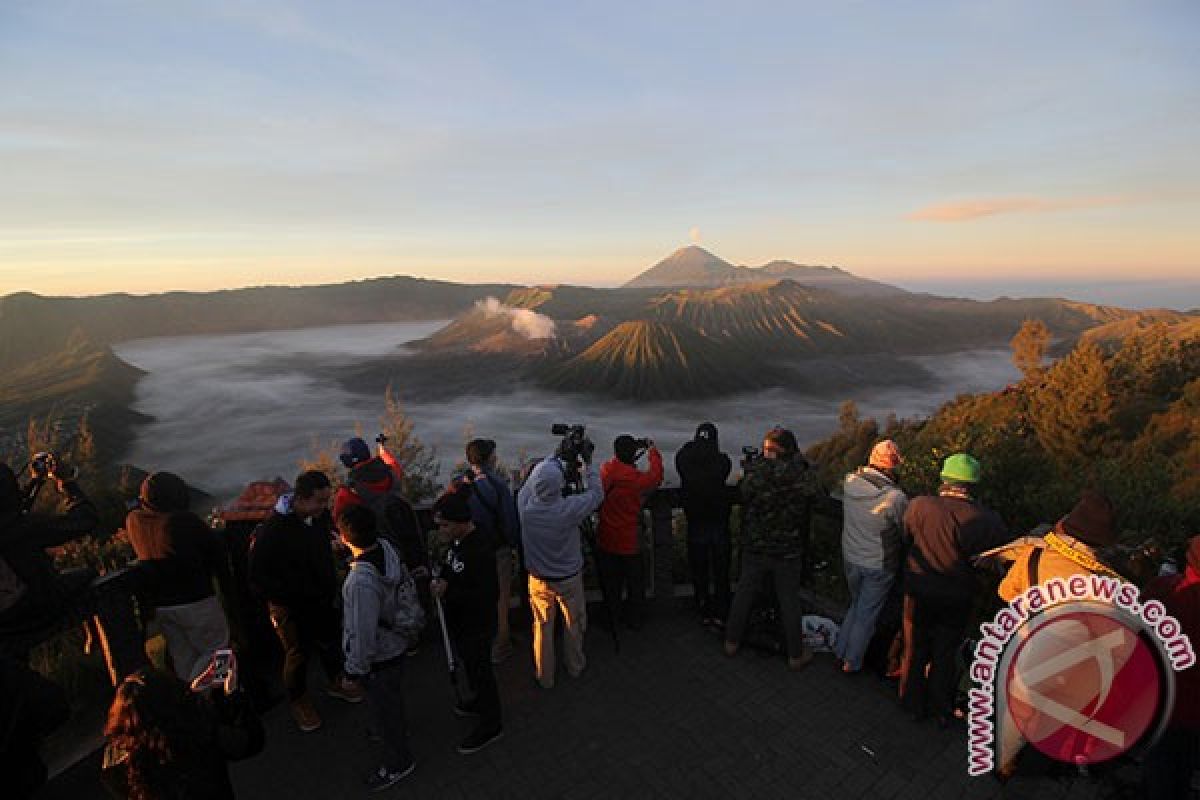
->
<box><xmin>940</xmin><ymin>453</ymin><xmax>982</xmax><ymax>484</ymax></box>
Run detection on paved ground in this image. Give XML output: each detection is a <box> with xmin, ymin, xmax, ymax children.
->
<box><xmin>45</xmin><ymin>601</ymin><xmax>1113</xmax><ymax>799</ymax></box>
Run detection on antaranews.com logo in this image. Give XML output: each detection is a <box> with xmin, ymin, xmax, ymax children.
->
<box><xmin>967</xmin><ymin>574</ymin><xmax>1195</xmax><ymax>776</ymax></box>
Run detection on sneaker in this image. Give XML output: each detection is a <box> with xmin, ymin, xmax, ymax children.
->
<box><xmin>290</xmin><ymin>698</ymin><xmax>322</xmax><ymax>733</ymax></box>
<box><xmin>364</xmin><ymin>762</ymin><xmax>415</xmax><ymax>792</ymax></box>
<box><xmin>723</xmin><ymin>641</ymin><xmax>739</xmax><ymax>657</ymax></box>
<box><xmin>326</xmin><ymin>675</ymin><xmax>365</xmax><ymax>704</ymax></box>
<box><xmin>454</xmin><ymin>701</ymin><xmax>481</xmax><ymax>718</ymax></box>
<box><xmin>457</xmin><ymin>726</ymin><xmax>503</xmax><ymax>755</ymax></box>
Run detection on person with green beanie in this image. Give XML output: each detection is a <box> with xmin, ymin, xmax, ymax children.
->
<box><xmin>900</xmin><ymin>452</ymin><xmax>1007</xmax><ymax>726</ymax></box>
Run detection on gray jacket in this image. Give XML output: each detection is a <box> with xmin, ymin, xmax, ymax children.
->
<box><xmin>517</xmin><ymin>458</ymin><xmax>604</xmax><ymax>580</ymax></box>
<box><xmin>840</xmin><ymin>467</ymin><xmax>908</xmax><ymax>572</ymax></box>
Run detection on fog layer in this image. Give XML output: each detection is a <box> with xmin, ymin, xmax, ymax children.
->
<box><xmin>116</xmin><ymin>322</ymin><xmax>1019</xmax><ymax>501</ymax></box>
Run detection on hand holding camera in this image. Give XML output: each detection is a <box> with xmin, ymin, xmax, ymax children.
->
<box><xmin>30</xmin><ymin>451</ymin><xmax>79</xmax><ymax>487</ymax></box>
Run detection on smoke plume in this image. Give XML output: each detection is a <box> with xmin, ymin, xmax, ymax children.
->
<box><xmin>475</xmin><ymin>297</ymin><xmax>557</xmax><ymax>339</ymax></box>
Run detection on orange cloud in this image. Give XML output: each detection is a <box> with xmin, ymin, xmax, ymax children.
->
<box><xmin>907</xmin><ymin>195</ymin><xmax>1123</xmax><ymax>222</ymax></box>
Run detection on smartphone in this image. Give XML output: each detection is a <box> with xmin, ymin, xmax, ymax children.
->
<box><xmin>212</xmin><ymin>648</ymin><xmax>234</xmax><ymax>683</ymax></box>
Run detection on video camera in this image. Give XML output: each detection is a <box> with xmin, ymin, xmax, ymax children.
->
<box><xmin>551</xmin><ymin>423</ymin><xmax>594</xmax><ymax>494</ymax></box>
<box><xmin>740</xmin><ymin>446</ymin><xmax>762</xmax><ymax>470</ymax></box>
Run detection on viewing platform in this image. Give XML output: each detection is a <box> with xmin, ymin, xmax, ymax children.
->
<box><xmin>45</xmin><ymin>598</ymin><xmax>1106</xmax><ymax>799</ymax></box>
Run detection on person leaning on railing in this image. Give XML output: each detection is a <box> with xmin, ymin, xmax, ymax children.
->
<box><xmin>723</xmin><ymin>428</ymin><xmax>822</xmax><ymax>671</ymax></box>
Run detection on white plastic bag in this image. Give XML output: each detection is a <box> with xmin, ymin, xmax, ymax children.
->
<box><xmin>802</xmin><ymin>615</ymin><xmax>839</xmax><ymax>653</ymax></box>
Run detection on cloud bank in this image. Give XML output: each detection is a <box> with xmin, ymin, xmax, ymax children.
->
<box><xmin>907</xmin><ymin>196</ymin><xmax>1123</xmax><ymax>222</ymax></box>
<box><xmin>475</xmin><ymin>297</ymin><xmax>556</xmax><ymax>339</ymax></box>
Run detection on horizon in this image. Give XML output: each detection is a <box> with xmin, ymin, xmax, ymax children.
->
<box><xmin>2</xmin><ymin>2</ymin><xmax>1199</xmax><ymax>297</ymax></box>
<box><xmin>4</xmin><ymin>243</ymin><xmax>1198</xmax><ymax>311</ymax></box>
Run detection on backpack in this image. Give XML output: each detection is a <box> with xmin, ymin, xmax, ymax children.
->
<box><xmin>471</xmin><ymin>472</ymin><xmax>519</xmax><ymax>548</ymax></box>
<box><xmin>378</xmin><ymin>556</ymin><xmax>425</xmax><ymax>641</ymax></box>
<box><xmin>348</xmin><ymin>478</ymin><xmax>424</xmax><ymax>569</ymax></box>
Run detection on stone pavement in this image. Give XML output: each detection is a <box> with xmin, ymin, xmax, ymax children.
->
<box><xmin>45</xmin><ymin>602</ymin><xmax>1111</xmax><ymax>799</ymax></box>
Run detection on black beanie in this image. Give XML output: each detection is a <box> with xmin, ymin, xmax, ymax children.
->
<box><xmin>614</xmin><ymin>435</ymin><xmax>639</xmax><ymax>465</ymax></box>
<box><xmin>695</xmin><ymin>422</ymin><xmax>718</xmax><ymax>448</ymax></box>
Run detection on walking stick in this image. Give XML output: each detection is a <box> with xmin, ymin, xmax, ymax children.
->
<box><xmin>432</xmin><ymin>587</ymin><xmax>463</xmax><ymax>705</ymax></box>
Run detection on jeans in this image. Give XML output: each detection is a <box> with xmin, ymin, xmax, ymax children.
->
<box><xmin>833</xmin><ymin>562</ymin><xmax>893</xmax><ymax>672</ymax></box>
<box><xmin>901</xmin><ymin>592</ymin><xmax>971</xmax><ymax>719</ymax></box>
<box><xmin>366</xmin><ymin>658</ymin><xmax>413</xmax><ymax>771</ymax></box>
<box><xmin>597</xmin><ymin>549</ymin><xmax>645</xmax><ymax>629</ymax></box>
<box><xmin>494</xmin><ymin>548</ymin><xmax>515</xmax><ymax>659</ymax></box>
<box><xmin>268</xmin><ymin>601</ymin><xmax>343</xmax><ymax>701</ymax></box>
<box><xmin>725</xmin><ymin>551</ymin><xmax>807</xmax><ymax>660</ymax></box>
<box><xmin>686</xmin><ymin>516</ymin><xmax>731</xmax><ymax>619</ymax></box>
<box><xmin>454</xmin><ymin>629</ymin><xmax>502</xmax><ymax>731</ymax></box>
<box><xmin>528</xmin><ymin>573</ymin><xmax>587</xmax><ymax>688</ymax></box>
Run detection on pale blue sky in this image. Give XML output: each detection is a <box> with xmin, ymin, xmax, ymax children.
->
<box><xmin>1</xmin><ymin>0</ymin><xmax>1198</xmax><ymax>298</ymax></box>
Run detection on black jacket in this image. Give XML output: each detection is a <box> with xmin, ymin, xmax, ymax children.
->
<box><xmin>441</xmin><ymin>530</ymin><xmax>498</xmax><ymax>637</ymax></box>
<box><xmin>247</xmin><ymin>509</ymin><xmax>337</xmax><ymax>608</ymax></box>
<box><xmin>125</xmin><ymin>509</ymin><xmax>230</xmax><ymax>608</ymax></box>
<box><xmin>902</xmin><ymin>490</ymin><xmax>1008</xmax><ymax>600</ymax></box>
<box><xmin>0</xmin><ymin>481</ymin><xmax>97</xmax><ymax>619</ymax></box>
<box><xmin>675</xmin><ymin>441</ymin><xmax>732</xmax><ymax>521</ymax></box>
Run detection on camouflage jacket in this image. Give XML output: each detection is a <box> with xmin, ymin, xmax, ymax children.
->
<box><xmin>739</xmin><ymin>457</ymin><xmax>821</xmax><ymax>556</ymax></box>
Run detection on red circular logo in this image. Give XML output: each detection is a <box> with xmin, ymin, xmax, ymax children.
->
<box><xmin>1005</xmin><ymin>610</ymin><xmax>1162</xmax><ymax>765</ymax></box>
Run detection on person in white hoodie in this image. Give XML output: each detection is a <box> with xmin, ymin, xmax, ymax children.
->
<box><xmin>517</xmin><ymin>454</ymin><xmax>604</xmax><ymax>689</ymax></box>
<box><xmin>338</xmin><ymin>504</ymin><xmax>424</xmax><ymax>793</ymax></box>
<box><xmin>833</xmin><ymin>440</ymin><xmax>908</xmax><ymax>674</ymax></box>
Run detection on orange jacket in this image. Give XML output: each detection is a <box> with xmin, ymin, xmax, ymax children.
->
<box><xmin>597</xmin><ymin>448</ymin><xmax>663</xmax><ymax>555</ymax></box>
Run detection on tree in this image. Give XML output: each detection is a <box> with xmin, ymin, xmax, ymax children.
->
<box><xmin>1010</xmin><ymin>319</ymin><xmax>1051</xmax><ymax>381</ymax></box>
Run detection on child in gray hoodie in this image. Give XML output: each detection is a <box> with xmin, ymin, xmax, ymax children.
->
<box><xmin>338</xmin><ymin>504</ymin><xmax>424</xmax><ymax>793</ymax></box>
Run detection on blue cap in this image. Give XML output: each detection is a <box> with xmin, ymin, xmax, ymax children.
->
<box><xmin>339</xmin><ymin>437</ymin><xmax>371</xmax><ymax>468</ymax></box>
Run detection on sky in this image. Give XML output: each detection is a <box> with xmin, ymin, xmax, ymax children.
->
<box><xmin>1</xmin><ymin>0</ymin><xmax>1198</xmax><ymax>303</ymax></box>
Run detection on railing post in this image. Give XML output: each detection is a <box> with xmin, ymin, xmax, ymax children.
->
<box><xmin>649</xmin><ymin>489</ymin><xmax>676</xmax><ymax>610</ymax></box>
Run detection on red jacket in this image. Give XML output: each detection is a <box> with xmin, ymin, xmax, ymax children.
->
<box><xmin>1144</xmin><ymin>566</ymin><xmax>1200</xmax><ymax>730</ymax></box>
<box><xmin>597</xmin><ymin>449</ymin><xmax>663</xmax><ymax>555</ymax></box>
<box><xmin>332</xmin><ymin>448</ymin><xmax>404</xmax><ymax>524</ymax></box>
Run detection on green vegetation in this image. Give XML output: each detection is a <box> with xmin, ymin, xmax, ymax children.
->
<box><xmin>806</xmin><ymin>322</ymin><xmax>1200</xmax><ymax>555</ymax></box>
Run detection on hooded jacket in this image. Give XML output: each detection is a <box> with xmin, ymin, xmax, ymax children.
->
<box><xmin>517</xmin><ymin>458</ymin><xmax>604</xmax><ymax>580</ymax></box>
<box><xmin>247</xmin><ymin>494</ymin><xmax>337</xmax><ymax>608</ymax></box>
<box><xmin>342</xmin><ymin>539</ymin><xmax>414</xmax><ymax>677</ymax></box>
<box><xmin>124</xmin><ymin>473</ymin><xmax>229</xmax><ymax>608</ymax></box>
<box><xmin>675</xmin><ymin>426</ymin><xmax>732</xmax><ymax>521</ymax></box>
<box><xmin>598</xmin><ymin>448</ymin><xmax>663</xmax><ymax>555</ymax></box>
<box><xmin>841</xmin><ymin>467</ymin><xmax>908</xmax><ymax>572</ymax></box>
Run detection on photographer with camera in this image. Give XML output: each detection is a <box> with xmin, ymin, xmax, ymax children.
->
<box><xmin>0</xmin><ymin>453</ymin><xmax>98</xmax><ymax>650</ymax></box>
<box><xmin>597</xmin><ymin>435</ymin><xmax>663</xmax><ymax>632</ymax></box>
<box><xmin>675</xmin><ymin>423</ymin><xmax>733</xmax><ymax>628</ymax></box>
<box><xmin>723</xmin><ymin>428</ymin><xmax>822</xmax><ymax>671</ymax></box>
<box><xmin>516</xmin><ymin>426</ymin><xmax>603</xmax><ymax>689</ymax></box>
